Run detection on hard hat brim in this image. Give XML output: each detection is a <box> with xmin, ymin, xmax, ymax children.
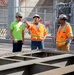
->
<box><xmin>33</xmin><ymin>16</ymin><xmax>40</xmax><ymax>18</ymax></box>
<box><xmin>58</xmin><ymin>18</ymin><xmax>68</xmax><ymax>20</ymax></box>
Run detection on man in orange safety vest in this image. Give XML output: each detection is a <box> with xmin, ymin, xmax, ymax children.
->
<box><xmin>56</xmin><ymin>14</ymin><xmax>73</xmax><ymax>51</ymax></box>
<box><xmin>24</xmin><ymin>14</ymin><xmax>48</xmax><ymax>50</ymax></box>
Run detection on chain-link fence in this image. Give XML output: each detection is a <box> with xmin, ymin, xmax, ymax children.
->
<box><xmin>20</xmin><ymin>6</ymin><xmax>53</xmax><ymax>36</ymax></box>
<box><xmin>0</xmin><ymin>0</ymin><xmax>54</xmax><ymax>38</ymax></box>
<box><xmin>0</xmin><ymin>6</ymin><xmax>8</xmax><ymax>38</ymax></box>
<box><xmin>55</xmin><ymin>2</ymin><xmax>74</xmax><ymax>35</ymax></box>
<box><xmin>53</xmin><ymin>1</ymin><xmax>74</xmax><ymax>42</ymax></box>
<box><xmin>13</xmin><ymin>0</ymin><xmax>54</xmax><ymax>37</ymax></box>
<box><xmin>0</xmin><ymin>0</ymin><xmax>74</xmax><ymax>39</ymax></box>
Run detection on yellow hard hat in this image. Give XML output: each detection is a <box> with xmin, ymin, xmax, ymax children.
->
<box><xmin>16</xmin><ymin>12</ymin><xmax>22</xmax><ymax>17</ymax></box>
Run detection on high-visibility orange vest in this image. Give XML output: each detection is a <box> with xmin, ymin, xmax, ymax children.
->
<box><xmin>56</xmin><ymin>22</ymin><xmax>73</xmax><ymax>46</ymax></box>
<box><xmin>27</xmin><ymin>23</ymin><xmax>48</xmax><ymax>41</ymax></box>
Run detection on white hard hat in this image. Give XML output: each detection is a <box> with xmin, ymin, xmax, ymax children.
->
<box><xmin>33</xmin><ymin>14</ymin><xmax>40</xmax><ymax>18</ymax></box>
<box><xmin>16</xmin><ymin>12</ymin><xmax>23</xmax><ymax>17</ymax></box>
<box><xmin>58</xmin><ymin>14</ymin><xmax>68</xmax><ymax>20</ymax></box>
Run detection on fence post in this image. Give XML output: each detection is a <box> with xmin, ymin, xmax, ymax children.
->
<box><xmin>71</xmin><ymin>2</ymin><xmax>74</xmax><ymax>34</ymax></box>
<box><xmin>44</xmin><ymin>9</ymin><xmax>46</xmax><ymax>23</ymax></box>
<box><xmin>36</xmin><ymin>8</ymin><xmax>38</xmax><ymax>14</ymax></box>
<box><xmin>25</xmin><ymin>0</ymin><xmax>26</xmax><ymax>18</ymax></box>
<box><xmin>6</xmin><ymin>0</ymin><xmax>19</xmax><ymax>39</ymax></box>
<box><xmin>71</xmin><ymin>3</ymin><xmax>74</xmax><ymax>24</ymax></box>
<box><xmin>14</xmin><ymin>0</ymin><xmax>20</xmax><ymax>13</ymax></box>
<box><xmin>52</xmin><ymin>0</ymin><xmax>59</xmax><ymax>41</ymax></box>
<box><xmin>6</xmin><ymin>0</ymin><xmax>15</xmax><ymax>39</ymax></box>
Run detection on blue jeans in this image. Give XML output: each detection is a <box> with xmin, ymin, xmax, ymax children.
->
<box><xmin>13</xmin><ymin>40</ymin><xmax>22</xmax><ymax>52</ymax></box>
<box><xmin>31</xmin><ymin>41</ymin><xmax>44</xmax><ymax>50</ymax></box>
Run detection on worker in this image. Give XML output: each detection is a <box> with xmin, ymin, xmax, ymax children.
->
<box><xmin>10</xmin><ymin>12</ymin><xmax>25</xmax><ymax>52</ymax></box>
<box><xmin>56</xmin><ymin>14</ymin><xmax>73</xmax><ymax>51</ymax></box>
<box><xmin>24</xmin><ymin>14</ymin><xmax>48</xmax><ymax>50</ymax></box>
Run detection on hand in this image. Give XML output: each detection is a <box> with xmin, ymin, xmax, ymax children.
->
<box><xmin>22</xmin><ymin>40</ymin><xmax>24</xmax><ymax>44</ymax></box>
<box><xmin>24</xmin><ymin>20</ymin><xmax>30</xmax><ymax>26</ymax></box>
<box><xmin>43</xmin><ymin>36</ymin><xmax>46</xmax><ymax>41</ymax></box>
<box><xmin>24</xmin><ymin>20</ymin><xmax>27</xmax><ymax>23</ymax></box>
<box><xmin>60</xmin><ymin>43</ymin><xmax>68</xmax><ymax>47</ymax></box>
<box><xmin>24</xmin><ymin>20</ymin><xmax>26</xmax><ymax>23</ymax></box>
<box><xmin>13</xmin><ymin>39</ymin><xmax>17</xmax><ymax>43</ymax></box>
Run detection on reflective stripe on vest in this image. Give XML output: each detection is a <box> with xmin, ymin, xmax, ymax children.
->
<box><xmin>56</xmin><ymin>40</ymin><xmax>66</xmax><ymax>43</ymax></box>
<box><xmin>31</xmin><ymin>35</ymin><xmax>44</xmax><ymax>40</ymax></box>
<box><xmin>31</xmin><ymin>35</ymin><xmax>43</xmax><ymax>38</ymax></box>
<box><xmin>67</xmin><ymin>32</ymin><xmax>73</xmax><ymax>36</ymax></box>
<box><xmin>56</xmin><ymin>23</ymin><xmax>73</xmax><ymax>46</ymax></box>
<box><xmin>30</xmin><ymin>23</ymin><xmax>45</xmax><ymax>40</ymax></box>
<box><xmin>56</xmin><ymin>25</ymin><xmax>67</xmax><ymax>46</ymax></box>
<box><xmin>63</xmin><ymin>25</ymin><xmax>67</xmax><ymax>33</ymax></box>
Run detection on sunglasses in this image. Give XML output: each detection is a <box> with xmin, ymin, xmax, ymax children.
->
<box><xmin>18</xmin><ymin>16</ymin><xmax>22</xmax><ymax>18</ymax></box>
<box><xmin>33</xmin><ymin>16</ymin><xmax>40</xmax><ymax>19</ymax></box>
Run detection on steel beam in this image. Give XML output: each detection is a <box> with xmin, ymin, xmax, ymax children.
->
<box><xmin>34</xmin><ymin>65</ymin><xmax>74</xmax><ymax>75</ymax></box>
<box><xmin>0</xmin><ymin>50</ymin><xmax>74</xmax><ymax>75</ymax></box>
